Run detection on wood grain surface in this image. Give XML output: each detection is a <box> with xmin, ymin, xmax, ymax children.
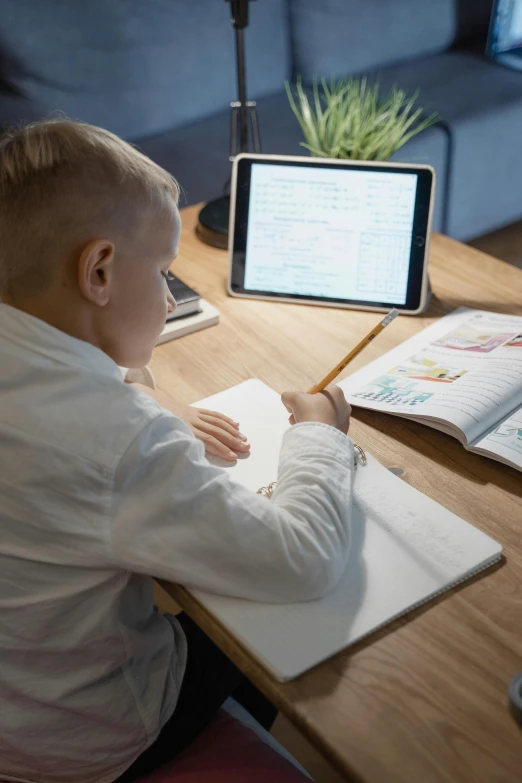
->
<box><xmin>156</xmin><ymin>205</ymin><xmax>522</xmax><ymax>783</ymax></box>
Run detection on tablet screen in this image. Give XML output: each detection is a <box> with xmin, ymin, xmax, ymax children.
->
<box><xmin>245</xmin><ymin>163</ymin><xmax>417</xmax><ymax>305</ymax></box>
<box><xmin>230</xmin><ymin>155</ymin><xmax>433</xmax><ymax>313</ymax></box>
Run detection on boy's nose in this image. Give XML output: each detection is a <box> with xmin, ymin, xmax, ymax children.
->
<box><xmin>167</xmin><ymin>290</ymin><xmax>177</xmax><ymax>315</ymax></box>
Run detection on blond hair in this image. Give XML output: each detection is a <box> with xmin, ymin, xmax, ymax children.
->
<box><xmin>0</xmin><ymin>119</ymin><xmax>179</xmax><ymax>297</ymax></box>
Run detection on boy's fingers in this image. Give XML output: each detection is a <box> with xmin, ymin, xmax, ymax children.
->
<box><xmin>198</xmin><ymin>425</ymin><xmax>250</xmax><ymax>452</ymax></box>
<box><xmin>203</xmin><ymin>438</ymin><xmax>238</xmax><ymax>462</ymax></box>
<box><xmin>198</xmin><ymin>414</ymin><xmax>248</xmax><ymax>441</ymax></box>
<box><xmin>281</xmin><ymin>391</ymin><xmax>300</xmax><ymax>413</ymax></box>
<box><xmin>197</xmin><ymin>409</ymin><xmax>240</xmax><ymax>428</ymax></box>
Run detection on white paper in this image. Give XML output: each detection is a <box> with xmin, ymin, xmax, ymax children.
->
<box><xmin>190</xmin><ymin>380</ymin><xmax>502</xmax><ymax>681</ymax></box>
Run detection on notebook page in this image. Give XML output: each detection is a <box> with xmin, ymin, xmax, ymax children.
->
<box><xmin>191</xmin><ymin>381</ymin><xmax>502</xmax><ymax>681</ymax></box>
<box><xmin>192</xmin><ymin>379</ymin><xmax>291</xmax><ymax>490</ymax></box>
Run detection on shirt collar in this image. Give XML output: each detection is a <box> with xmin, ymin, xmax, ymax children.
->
<box><xmin>0</xmin><ymin>302</ymin><xmax>124</xmax><ymax>383</ymax></box>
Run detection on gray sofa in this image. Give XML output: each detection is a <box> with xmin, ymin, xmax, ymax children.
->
<box><xmin>2</xmin><ymin>0</ymin><xmax>520</xmax><ymax>241</ymax></box>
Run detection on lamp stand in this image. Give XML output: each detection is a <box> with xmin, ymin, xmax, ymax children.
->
<box><xmin>196</xmin><ymin>0</ymin><xmax>260</xmax><ymax>249</ymax></box>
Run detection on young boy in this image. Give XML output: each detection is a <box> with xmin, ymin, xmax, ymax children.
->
<box><xmin>0</xmin><ymin>120</ymin><xmax>355</xmax><ymax>783</ymax></box>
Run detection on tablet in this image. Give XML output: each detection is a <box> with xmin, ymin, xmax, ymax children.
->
<box><xmin>228</xmin><ymin>154</ymin><xmax>435</xmax><ymax>315</ymax></box>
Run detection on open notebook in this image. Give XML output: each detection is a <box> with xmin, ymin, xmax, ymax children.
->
<box><xmin>339</xmin><ymin>308</ymin><xmax>522</xmax><ymax>473</ymax></box>
<box><xmin>190</xmin><ymin>380</ymin><xmax>502</xmax><ymax>682</ymax></box>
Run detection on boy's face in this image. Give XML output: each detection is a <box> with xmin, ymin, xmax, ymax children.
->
<box><xmin>102</xmin><ymin>200</ymin><xmax>180</xmax><ymax>368</ymax></box>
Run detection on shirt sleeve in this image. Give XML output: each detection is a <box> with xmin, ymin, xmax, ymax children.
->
<box><xmin>119</xmin><ymin>366</ymin><xmax>156</xmax><ymax>389</ymax></box>
<box><xmin>111</xmin><ymin>413</ymin><xmax>355</xmax><ymax>603</ymax></box>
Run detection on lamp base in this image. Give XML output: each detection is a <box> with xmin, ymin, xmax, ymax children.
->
<box><xmin>196</xmin><ymin>195</ymin><xmax>230</xmax><ymax>249</ymax></box>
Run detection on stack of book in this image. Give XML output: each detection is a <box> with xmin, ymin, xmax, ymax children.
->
<box><xmin>158</xmin><ymin>275</ymin><xmax>219</xmax><ymax>344</ymax></box>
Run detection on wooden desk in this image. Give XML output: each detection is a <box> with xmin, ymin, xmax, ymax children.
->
<box><xmin>155</xmin><ymin>205</ymin><xmax>522</xmax><ymax>783</ymax></box>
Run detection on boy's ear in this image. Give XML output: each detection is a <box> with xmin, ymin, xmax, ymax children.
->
<box><xmin>77</xmin><ymin>239</ymin><xmax>115</xmax><ymax>307</ymax></box>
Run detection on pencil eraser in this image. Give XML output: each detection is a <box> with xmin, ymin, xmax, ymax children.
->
<box><xmin>382</xmin><ymin>309</ymin><xmax>399</xmax><ymax>326</ymax></box>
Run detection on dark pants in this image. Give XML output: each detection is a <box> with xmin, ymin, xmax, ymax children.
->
<box><xmin>115</xmin><ymin>613</ymin><xmax>277</xmax><ymax>782</ymax></box>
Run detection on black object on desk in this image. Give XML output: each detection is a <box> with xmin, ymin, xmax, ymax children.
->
<box><xmin>166</xmin><ymin>274</ymin><xmax>202</xmax><ymax>321</ymax></box>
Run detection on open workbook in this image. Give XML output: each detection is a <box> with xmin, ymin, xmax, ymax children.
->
<box><xmin>339</xmin><ymin>308</ymin><xmax>522</xmax><ymax>472</ymax></box>
<box><xmin>190</xmin><ymin>380</ymin><xmax>502</xmax><ymax>682</ymax></box>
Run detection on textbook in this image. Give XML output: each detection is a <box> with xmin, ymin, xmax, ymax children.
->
<box><xmin>340</xmin><ymin>308</ymin><xmax>522</xmax><ymax>473</ymax></box>
<box><xmin>188</xmin><ymin>379</ymin><xmax>502</xmax><ymax>682</ymax></box>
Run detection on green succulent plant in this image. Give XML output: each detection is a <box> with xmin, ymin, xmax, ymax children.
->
<box><xmin>286</xmin><ymin>76</ymin><xmax>438</xmax><ymax>161</ymax></box>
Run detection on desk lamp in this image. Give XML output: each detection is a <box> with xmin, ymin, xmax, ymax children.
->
<box><xmin>196</xmin><ymin>0</ymin><xmax>260</xmax><ymax>248</ymax></box>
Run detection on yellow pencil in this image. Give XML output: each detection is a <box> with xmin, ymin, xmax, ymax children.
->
<box><xmin>308</xmin><ymin>309</ymin><xmax>399</xmax><ymax>394</ymax></box>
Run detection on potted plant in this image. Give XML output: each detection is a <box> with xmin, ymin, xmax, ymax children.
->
<box><xmin>286</xmin><ymin>76</ymin><xmax>438</xmax><ymax>161</ymax></box>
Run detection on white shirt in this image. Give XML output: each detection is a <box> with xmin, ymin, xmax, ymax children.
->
<box><xmin>0</xmin><ymin>304</ymin><xmax>354</xmax><ymax>783</ymax></box>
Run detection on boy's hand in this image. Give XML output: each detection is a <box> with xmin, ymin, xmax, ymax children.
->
<box><xmin>281</xmin><ymin>384</ymin><xmax>351</xmax><ymax>434</ymax></box>
<box><xmin>132</xmin><ymin>384</ymin><xmax>250</xmax><ymax>462</ymax></box>
<box><xmin>177</xmin><ymin>405</ymin><xmax>250</xmax><ymax>461</ymax></box>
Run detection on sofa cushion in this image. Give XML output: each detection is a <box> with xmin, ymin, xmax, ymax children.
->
<box><xmin>361</xmin><ymin>51</ymin><xmax>522</xmax><ymax>240</ymax></box>
<box><xmin>0</xmin><ymin>0</ymin><xmax>291</xmax><ymax>139</ymax></box>
<box><xmin>289</xmin><ymin>0</ymin><xmax>493</xmax><ymax>82</ymax></box>
<box><xmin>136</xmin><ymin>89</ymin><xmax>449</xmax><ymax>233</ymax></box>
